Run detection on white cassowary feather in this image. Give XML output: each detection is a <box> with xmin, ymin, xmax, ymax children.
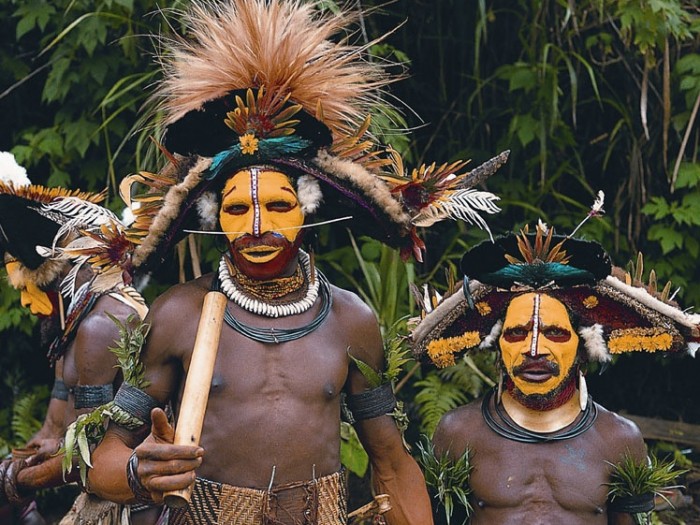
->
<box><xmin>411</xmin><ymin>189</ymin><xmax>501</xmax><ymax>239</ymax></box>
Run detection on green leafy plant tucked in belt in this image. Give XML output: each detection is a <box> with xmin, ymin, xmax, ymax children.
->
<box><xmin>417</xmin><ymin>437</ymin><xmax>472</xmax><ymax>525</ymax></box>
<box><xmin>62</xmin><ymin>315</ymin><xmax>151</xmax><ymax>486</ymax></box>
<box><xmin>607</xmin><ymin>452</ymin><xmax>687</xmax><ymax>525</ymax></box>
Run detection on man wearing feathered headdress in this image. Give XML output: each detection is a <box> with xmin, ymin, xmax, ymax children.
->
<box><xmin>412</xmin><ymin>217</ymin><xmax>699</xmax><ymax>524</ymax></box>
<box><xmin>0</xmin><ymin>152</ymin><xmax>154</xmax><ymax>524</ymax></box>
<box><xmin>86</xmin><ymin>1</ymin><xmax>507</xmax><ymax>523</ymax></box>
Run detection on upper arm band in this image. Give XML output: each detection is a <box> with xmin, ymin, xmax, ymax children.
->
<box><xmin>73</xmin><ymin>384</ymin><xmax>114</xmax><ymax>409</ymax></box>
<box><xmin>607</xmin><ymin>492</ymin><xmax>654</xmax><ymax>514</ymax></box>
<box><xmin>112</xmin><ymin>383</ymin><xmax>160</xmax><ymax>427</ymax></box>
<box><xmin>346</xmin><ymin>383</ymin><xmax>397</xmax><ymax>421</ymax></box>
<box><xmin>50</xmin><ymin>379</ymin><xmax>69</xmax><ymax>401</ymax></box>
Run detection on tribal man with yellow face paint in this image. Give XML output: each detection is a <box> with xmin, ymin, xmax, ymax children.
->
<box><xmin>418</xmin><ymin>223</ymin><xmax>700</xmax><ymax>524</ymax></box>
<box><xmin>499</xmin><ymin>292</ymin><xmax>582</xmax><ymax>413</ymax></box>
<box><xmin>219</xmin><ymin>167</ymin><xmax>305</xmax><ymax>280</ymax></box>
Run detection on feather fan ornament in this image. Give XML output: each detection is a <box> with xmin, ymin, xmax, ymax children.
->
<box><xmin>382</xmin><ymin>150</ymin><xmax>506</xmax><ymax>237</ymax></box>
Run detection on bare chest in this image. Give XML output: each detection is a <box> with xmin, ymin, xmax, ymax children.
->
<box><xmin>178</xmin><ymin>315</ymin><xmax>351</xmax><ymax>406</ymax></box>
<box><xmin>469</xmin><ymin>437</ymin><xmax>611</xmax><ymax>516</ymax></box>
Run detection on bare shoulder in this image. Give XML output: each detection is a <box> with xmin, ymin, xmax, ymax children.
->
<box><xmin>594</xmin><ymin>402</ymin><xmax>647</xmax><ymax>460</ymax></box>
<box><xmin>330</xmin><ymin>284</ymin><xmax>383</xmax><ymax>367</ymax></box>
<box><xmin>75</xmin><ymin>294</ymin><xmax>136</xmax><ymax>349</ymax></box>
<box><xmin>433</xmin><ymin>401</ymin><xmax>482</xmax><ymax>459</ymax></box>
<box><xmin>147</xmin><ymin>274</ymin><xmax>213</xmax><ymax>321</ymax></box>
<box><xmin>72</xmin><ymin>294</ymin><xmax>141</xmax><ymax>384</ymax></box>
<box><xmin>141</xmin><ymin>274</ymin><xmax>214</xmax><ymax>362</ymax></box>
<box><xmin>330</xmin><ymin>284</ymin><xmax>376</xmax><ymax>326</ymax></box>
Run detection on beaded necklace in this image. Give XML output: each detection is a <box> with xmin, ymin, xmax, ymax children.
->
<box><xmin>218</xmin><ymin>250</ymin><xmax>319</xmax><ymax>318</ymax></box>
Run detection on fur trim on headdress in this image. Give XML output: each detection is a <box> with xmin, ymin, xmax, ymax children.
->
<box><xmin>604</xmin><ymin>275</ymin><xmax>700</xmax><ymax>332</ymax></box>
<box><xmin>131</xmin><ymin>157</ymin><xmax>212</xmax><ymax>268</ymax></box>
<box><xmin>578</xmin><ymin>324</ymin><xmax>611</xmax><ymax>363</ymax></box>
<box><xmin>153</xmin><ymin>0</ymin><xmax>390</xmax><ymax>138</ymax></box>
<box><xmin>314</xmin><ymin>150</ymin><xmax>411</xmax><ymax>228</ymax></box>
<box><xmin>4</xmin><ymin>252</ymin><xmax>66</xmax><ymax>289</ymax></box>
<box><xmin>196</xmin><ymin>191</ymin><xmax>219</xmax><ymax>230</ymax></box>
<box><xmin>296</xmin><ymin>175</ymin><xmax>323</xmax><ymax>215</ymax></box>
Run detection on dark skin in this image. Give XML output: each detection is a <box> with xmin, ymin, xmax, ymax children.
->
<box><xmin>90</xmin><ymin>271</ymin><xmax>433</xmax><ymax>524</ymax></box>
<box><xmin>433</xmin><ymin>388</ymin><xmax>647</xmax><ymax>525</ymax></box>
<box><xmin>10</xmin><ymin>278</ymin><xmax>159</xmax><ymax>524</ymax></box>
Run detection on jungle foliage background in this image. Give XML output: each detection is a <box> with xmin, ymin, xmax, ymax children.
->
<box><xmin>0</xmin><ymin>0</ymin><xmax>699</xmax><ymax>521</ymax></box>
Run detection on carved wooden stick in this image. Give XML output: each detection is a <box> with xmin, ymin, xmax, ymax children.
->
<box><xmin>164</xmin><ymin>290</ymin><xmax>228</xmax><ymax>508</ymax></box>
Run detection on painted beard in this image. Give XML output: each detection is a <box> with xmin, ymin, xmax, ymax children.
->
<box><xmin>229</xmin><ymin>231</ymin><xmax>304</xmax><ymax>280</ymax></box>
<box><xmin>504</xmin><ymin>355</ymin><xmax>580</xmax><ymax>411</ymax></box>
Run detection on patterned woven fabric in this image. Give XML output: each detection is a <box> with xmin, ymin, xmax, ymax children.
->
<box><xmin>168</xmin><ymin>471</ymin><xmax>347</xmax><ymax>525</ymax></box>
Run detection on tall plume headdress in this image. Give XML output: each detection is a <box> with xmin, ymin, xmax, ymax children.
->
<box><xmin>411</xmin><ymin>215</ymin><xmax>700</xmax><ymax>369</ymax></box>
<box><xmin>122</xmin><ymin>0</ymin><xmax>507</xmax><ymax>270</ymax></box>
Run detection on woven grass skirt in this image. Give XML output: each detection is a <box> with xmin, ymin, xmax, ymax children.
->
<box><xmin>167</xmin><ymin>470</ymin><xmax>347</xmax><ymax>525</ymax></box>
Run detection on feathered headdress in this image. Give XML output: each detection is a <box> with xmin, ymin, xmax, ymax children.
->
<box><xmin>122</xmin><ymin>0</ymin><xmax>506</xmax><ymax>270</ymax></box>
<box><xmin>0</xmin><ymin>152</ymin><xmax>146</xmax><ymax>318</ymax></box>
<box><xmin>0</xmin><ymin>152</ymin><xmax>108</xmax><ymax>287</ymax></box>
<box><xmin>411</xmin><ymin>219</ymin><xmax>700</xmax><ymax>369</ymax></box>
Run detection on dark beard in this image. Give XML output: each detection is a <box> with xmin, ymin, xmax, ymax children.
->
<box><xmin>505</xmin><ymin>361</ymin><xmax>580</xmax><ymax>411</ymax></box>
<box><xmin>39</xmin><ymin>315</ymin><xmax>62</xmax><ymax>348</ymax></box>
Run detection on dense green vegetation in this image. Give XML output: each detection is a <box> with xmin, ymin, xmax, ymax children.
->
<box><xmin>0</xmin><ymin>0</ymin><xmax>698</xmax><ymax>520</ymax></box>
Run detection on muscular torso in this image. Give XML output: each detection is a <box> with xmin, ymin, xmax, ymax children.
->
<box><xmin>434</xmin><ymin>397</ymin><xmax>647</xmax><ymax>525</ymax></box>
<box><xmin>141</xmin><ymin>274</ymin><xmax>380</xmax><ymax>489</ymax></box>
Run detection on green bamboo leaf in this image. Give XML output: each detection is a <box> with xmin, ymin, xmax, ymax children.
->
<box><xmin>348</xmin><ymin>352</ymin><xmax>382</xmax><ymax>388</ymax></box>
<box><xmin>77</xmin><ymin>430</ymin><xmax>92</xmax><ymax>468</ymax></box>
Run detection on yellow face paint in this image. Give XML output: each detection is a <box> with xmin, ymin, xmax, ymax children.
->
<box><xmin>5</xmin><ymin>261</ymin><xmax>54</xmax><ymax>316</ymax></box>
<box><xmin>219</xmin><ymin>167</ymin><xmax>304</xmax><ymax>279</ymax></box>
<box><xmin>220</xmin><ymin>168</ymin><xmax>303</xmax><ymax>243</ymax></box>
<box><xmin>499</xmin><ymin>293</ymin><xmax>578</xmax><ymax>396</ymax></box>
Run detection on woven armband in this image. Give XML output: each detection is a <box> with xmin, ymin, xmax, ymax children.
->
<box><xmin>346</xmin><ymin>383</ymin><xmax>396</xmax><ymax>421</ymax></box>
<box><xmin>607</xmin><ymin>492</ymin><xmax>655</xmax><ymax>514</ymax></box>
<box><xmin>73</xmin><ymin>384</ymin><xmax>114</xmax><ymax>409</ymax></box>
<box><xmin>51</xmin><ymin>379</ymin><xmax>69</xmax><ymax>401</ymax></box>
<box><xmin>112</xmin><ymin>383</ymin><xmax>160</xmax><ymax>429</ymax></box>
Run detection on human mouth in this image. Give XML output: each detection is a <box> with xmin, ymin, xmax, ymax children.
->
<box><xmin>239</xmin><ymin>245</ymin><xmax>283</xmax><ymax>263</ymax></box>
<box><xmin>513</xmin><ymin>361</ymin><xmax>559</xmax><ymax>383</ymax></box>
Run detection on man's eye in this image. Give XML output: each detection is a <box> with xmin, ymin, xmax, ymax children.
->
<box><xmin>224</xmin><ymin>204</ymin><xmax>249</xmax><ymax>215</ymax></box>
<box><xmin>266</xmin><ymin>201</ymin><xmax>295</xmax><ymax>212</ymax></box>
<box><xmin>542</xmin><ymin>326</ymin><xmax>571</xmax><ymax>341</ymax></box>
<box><xmin>503</xmin><ymin>327</ymin><xmax>528</xmax><ymax>342</ymax></box>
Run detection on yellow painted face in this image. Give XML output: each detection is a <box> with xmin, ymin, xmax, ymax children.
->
<box><xmin>499</xmin><ymin>293</ymin><xmax>579</xmax><ymax>396</ymax></box>
<box><xmin>5</xmin><ymin>261</ymin><xmax>54</xmax><ymax>316</ymax></box>
<box><xmin>219</xmin><ymin>167</ymin><xmax>304</xmax><ymax>279</ymax></box>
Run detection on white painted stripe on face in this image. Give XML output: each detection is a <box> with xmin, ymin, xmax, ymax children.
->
<box><xmin>250</xmin><ymin>167</ymin><xmax>261</xmax><ymax>237</ymax></box>
<box><xmin>530</xmin><ymin>293</ymin><xmax>541</xmax><ymax>357</ymax></box>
